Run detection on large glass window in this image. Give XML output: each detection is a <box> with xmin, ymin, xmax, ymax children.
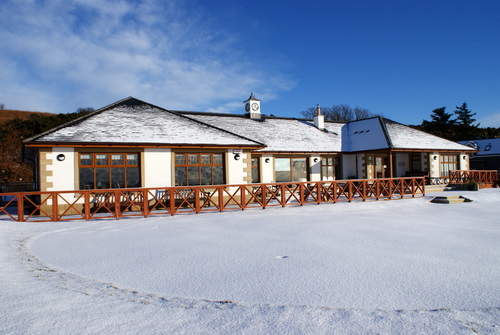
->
<box><xmin>275</xmin><ymin>158</ymin><xmax>307</xmax><ymax>182</ymax></box>
<box><xmin>374</xmin><ymin>156</ymin><xmax>389</xmax><ymax>178</ymax></box>
<box><xmin>79</xmin><ymin>153</ymin><xmax>140</xmax><ymax>189</ymax></box>
<box><xmin>175</xmin><ymin>153</ymin><xmax>224</xmax><ymax>186</ymax></box>
<box><xmin>440</xmin><ymin>154</ymin><xmax>458</xmax><ymax>177</ymax></box>
<box><xmin>410</xmin><ymin>154</ymin><xmax>421</xmax><ymax>172</ymax></box>
<box><xmin>321</xmin><ymin>156</ymin><xmax>340</xmax><ymax>181</ymax></box>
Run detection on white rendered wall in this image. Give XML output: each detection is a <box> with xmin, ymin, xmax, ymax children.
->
<box><xmin>143</xmin><ymin>148</ymin><xmax>171</xmax><ymax>188</ymax></box>
<box><xmin>310</xmin><ymin>155</ymin><xmax>321</xmax><ymax>181</ymax></box>
<box><xmin>260</xmin><ymin>155</ymin><xmax>274</xmax><ymax>183</ymax></box>
<box><xmin>459</xmin><ymin>153</ymin><xmax>469</xmax><ymax>170</ymax></box>
<box><xmin>342</xmin><ymin>154</ymin><xmax>357</xmax><ymax>179</ymax></box>
<box><xmin>429</xmin><ymin>152</ymin><xmax>440</xmax><ymax>178</ymax></box>
<box><xmin>226</xmin><ymin>150</ymin><xmax>247</xmax><ymax>185</ymax></box>
<box><xmin>46</xmin><ymin>147</ymin><xmax>75</xmax><ymax>191</ymax></box>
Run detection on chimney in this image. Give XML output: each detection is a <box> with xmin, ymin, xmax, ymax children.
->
<box><xmin>313</xmin><ymin>104</ymin><xmax>324</xmax><ymax>130</ymax></box>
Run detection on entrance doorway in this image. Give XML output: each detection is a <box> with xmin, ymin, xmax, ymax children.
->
<box><xmin>374</xmin><ymin>156</ymin><xmax>389</xmax><ymax>178</ymax></box>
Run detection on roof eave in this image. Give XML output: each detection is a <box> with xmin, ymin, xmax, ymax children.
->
<box><xmin>24</xmin><ymin>142</ymin><xmax>266</xmax><ymax>150</ymax></box>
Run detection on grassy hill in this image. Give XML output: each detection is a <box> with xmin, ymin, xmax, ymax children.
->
<box><xmin>0</xmin><ymin>109</ymin><xmax>54</xmax><ymax>125</ymax></box>
<box><xmin>0</xmin><ymin>108</ymin><xmax>93</xmax><ymax>184</ymax></box>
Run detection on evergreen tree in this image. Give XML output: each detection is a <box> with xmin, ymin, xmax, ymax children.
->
<box><xmin>454</xmin><ymin>102</ymin><xmax>478</xmax><ymax>127</ymax></box>
<box><xmin>453</xmin><ymin>102</ymin><xmax>480</xmax><ymax>140</ymax></box>
<box><xmin>420</xmin><ymin>107</ymin><xmax>456</xmax><ymax>139</ymax></box>
<box><xmin>429</xmin><ymin>107</ymin><xmax>456</xmax><ymax>125</ymax></box>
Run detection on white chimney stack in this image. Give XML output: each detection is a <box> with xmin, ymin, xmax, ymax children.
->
<box><xmin>313</xmin><ymin>104</ymin><xmax>324</xmax><ymax>130</ymax></box>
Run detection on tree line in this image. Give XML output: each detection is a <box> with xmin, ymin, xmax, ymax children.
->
<box><xmin>0</xmin><ymin>108</ymin><xmax>94</xmax><ymax>182</ymax></box>
<box><xmin>300</xmin><ymin>104</ymin><xmax>379</xmax><ymax>122</ymax></box>
<box><xmin>414</xmin><ymin>102</ymin><xmax>499</xmax><ymax>141</ymax></box>
<box><xmin>300</xmin><ymin>102</ymin><xmax>499</xmax><ymax>141</ymax></box>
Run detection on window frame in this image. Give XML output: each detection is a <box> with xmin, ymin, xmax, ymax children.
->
<box><xmin>274</xmin><ymin>157</ymin><xmax>308</xmax><ymax>182</ymax></box>
<box><xmin>320</xmin><ymin>156</ymin><xmax>340</xmax><ymax>181</ymax></box>
<box><xmin>410</xmin><ymin>154</ymin><xmax>422</xmax><ymax>172</ymax></box>
<box><xmin>174</xmin><ymin>153</ymin><xmax>225</xmax><ymax>186</ymax></box>
<box><xmin>251</xmin><ymin>157</ymin><xmax>260</xmax><ymax>184</ymax></box>
<box><xmin>440</xmin><ymin>154</ymin><xmax>458</xmax><ymax>177</ymax></box>
<box><xmin>78</xmin><ymin>153</ymin><xmax>140</xmax><ymax>190</ymax></box>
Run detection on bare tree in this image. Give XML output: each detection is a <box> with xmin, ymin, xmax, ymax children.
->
<box><xmin>353</xmin><ymin>107</ymin><xmax>370</xmax><ymax>120</ymax></box>
<box><xmin>300</xmin><ymin>104</ymin><xmax>376</xmax><ymax>122</ymax></box>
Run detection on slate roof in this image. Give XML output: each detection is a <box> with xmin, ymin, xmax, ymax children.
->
<box><xmin>26</xmin><ymin>99</ymin><xmax>264</xmax><ymax>147</ymax></box>
<box><xmin>25</xmin><ymin>97</ymin><xmax>476</xmax><ymax>153</ymax></box>
<box><xmin>382</xmin><ymin>119</ymin><xmax>476</xmax><ymax>151</ymax></box>
<box><xmin>459</xmin><ymin>138</ymin><xmax>500</xmax><ymax>156</ymax></box>
<box><xmin>180</xmin><ymin>112</ymin><xmax>344</xmax><ymax>152</ymax></box>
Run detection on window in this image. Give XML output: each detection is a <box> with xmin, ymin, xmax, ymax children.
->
<box><xmin>79</xmin><ymin>153</ymin><xmax>140</xmax><ymax>189</ymax></box>
<box><xmin>410</xmin><ymin>154</ymin><xmax>421</xmax><ymax>172</ymax></box>
<box><xmin>440</xmin><ymin>154</ymin><xmax>458</xmax><ymax>177</ymax></box>
<box><xmin>174</xmin><ymin>153</ymin><xmax>224</xmax><ymax>186</ymax></box>
<box><xmin>321</xmin><ymin>157</ymin><xmax>340</xmax><ymax>181</ymax></box>
<box><xmin>275</xmin><ymin>158</ymin><xmax>307</xmax><ymax>182</ymax></box>
<box><xmin>374</xmin><ymin>156</ymin><xmax>389</xmax><ymax>178</ymax></box>
<box><xmin>251</xmin><ymin>157</ymin><xmax>260</xmax><ymax>183</ymax></box>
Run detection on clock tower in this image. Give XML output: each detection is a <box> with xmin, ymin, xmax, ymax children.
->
<box><xmin>243</xmin><ymin>93</ymin><xmax>261</xmax><ymax>119</ymax></box>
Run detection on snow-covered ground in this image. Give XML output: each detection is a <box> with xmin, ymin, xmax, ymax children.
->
<box><xmin>1</xmin><ymin>189</ymin><xmax>499</xmax><ymax>334</ymax></box>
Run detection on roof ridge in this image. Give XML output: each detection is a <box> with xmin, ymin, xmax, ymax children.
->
<box><xmin>25</xmin><ymin>97</ymin><xmax>266</xmax><ymax>147</ymax></box>
<box><xmin>23</xmin><ymin>97</ymin><xmax>142</xmax><ymax>143</ymax></box>
<box><xmin>170</xmin><ymin>112</ymin><xmax>266</xmax><ymax>147</ymax></box>
<box><xmin>377</xmin><ymin>116</ymin><xmax>394</xmax><ymax>149</ymax></box>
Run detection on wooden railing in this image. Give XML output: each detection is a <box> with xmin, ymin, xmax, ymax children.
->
<box><xmin>448</xmin><ymin>170</ymin><xmax>498</xmax><ymax>187</ymax></box>
<box><xmin>0</xmin><ymin>177</ymin><xmax>426</xmax><ymax>222</ymax></box>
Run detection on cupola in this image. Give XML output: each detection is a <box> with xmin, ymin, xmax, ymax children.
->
<box><xmin>243</xmin><ymin>93</ymin><xmax>261</xmax><ymax>119</ymax></box>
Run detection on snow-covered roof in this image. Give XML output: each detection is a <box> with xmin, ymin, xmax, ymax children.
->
<box><xmin>382</xmin><ymin>119</ymin><xmax>476</xmax><ymax>151</ymax></box>
<box><xmin>181</xmin><ymin>113</ymin><xmax>343</xmax><ymax>152</ymax></box>
<box><xmin>25</xmin><ymin>97</ymin><xmax>476</xmax><ymax>153</ymax></box>
<box><xmin>27</xmin><ymin>103</ymin><xmax>263</xmax><ymax>147</ymax></box>
<box><xmin>459</xmin><ymin>138</ymin><xmax>500</xmax><ymax>156</ymax></box>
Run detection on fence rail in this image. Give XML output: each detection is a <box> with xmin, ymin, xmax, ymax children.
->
<box><xmin>0</xmin><ymin>177</ymin><xmax>426</xmax><ymax>222</ymax></box>
<box><xmin>448</xmin><ymin>170</ymin><xmax>498</xmax><ymax>187</ymax></box>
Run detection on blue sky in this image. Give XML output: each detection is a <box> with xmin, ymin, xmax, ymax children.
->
<box><xmin>1</xmin><ymin>0</ymin><xmax>499</xmax><ymax>127</ymax></box>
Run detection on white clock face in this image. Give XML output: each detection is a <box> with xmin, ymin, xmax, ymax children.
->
<box><xmin>251</xmin><ymin>102</ymin><xmax>259</xmax><ymax>111</ymax></box>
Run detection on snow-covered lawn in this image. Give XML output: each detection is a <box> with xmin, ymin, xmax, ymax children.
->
<box><xmin>1</xmin><ymin>190</ymin><xmax>499</xmax><ymax>334</ymax></box>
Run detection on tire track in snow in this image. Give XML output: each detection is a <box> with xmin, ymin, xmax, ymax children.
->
<box><xmin>18</xmin><ymin>233</ymin><xmax>241</xmax><ymax>311</ymax></box>
<box><xmin>16</xmin><ymin>230</ymin><xmax>500</xmax><ymax>334</ymax></box>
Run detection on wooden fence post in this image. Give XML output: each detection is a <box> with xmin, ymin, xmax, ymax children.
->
<box><xmin>218</xmin><ymin>186</ymin><xmax>224</xmax><ymax>212</ymax></box>
<box><xmin>169</xmin><ymin>188</ymin><xmax>175</xmax><ymax>216</ymax></box>
<box><xmin>17</xmin><ymin>194</ymin><xmax>24</xmax><ymax>222</ymax></box>
<box><xmin>52</xmin><ymin>193</ymin><xmax>58</xmax><ymax>221</ymax></box>
<box><xmin>84</xmin><ymin>191</ymin><xmax>90</xmax><ymax>221</ymax></box>
<box><xmin>142</xmin><ymin>189</ymin><xmax>149</xmax><ymax>218</ymax></box>
<box><xmin>240</xmin><ymin>186</ymin><xmax>246</xmax><ymax>211</ymax></box>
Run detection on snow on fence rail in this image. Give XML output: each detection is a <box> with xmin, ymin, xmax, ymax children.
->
<box><xmin>0</xmin><ymin>177</ymin><xmax>426</xmax><ymax>222</ymax></box>
<box><xmin>448</xmin><ymin>170</ymin><xmax>498</xmax><ymax>187</ymax></box>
